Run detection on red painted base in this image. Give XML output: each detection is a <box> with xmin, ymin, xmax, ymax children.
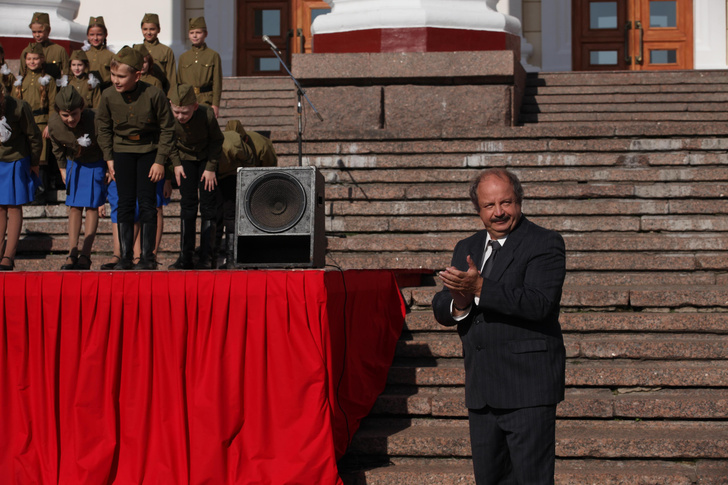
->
<box><xmin>313</xmin><ymin>27</ymin><xmax>520</xmax><ymax>54</ymax></box>
<box><xmin>0</xmin><ymin>37</ymin><xmax>83</xmax><ymax>58</ymax></box>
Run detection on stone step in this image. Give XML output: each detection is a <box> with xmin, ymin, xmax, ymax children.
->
<box><xmin>318</xmin><ymin>166</ymin><xmax>728</xmax><ymax>184</ymax></box>
<box><xmin>396</xmin><ymin>332</ymin><xmax>728</xmax><ymax>360</ymax></box>
<box><xmin>347</xmin><ymin>418</ymin><xmax>728</xmax><ymax>459</ymax></box>
<box><xmin>330</xmin><ymin>249</ymin><xmax>728</xmax><ymax>273</ymax></box>
<box><xmin>525</xmin><ymin>81</ymin><xmax>728</xmax><ymax>95</ymax></box>
<box><xmin>372</xmin><ymin>387</ymin><xmax>728</xmax><ymax>420</ymax></box>
<box><xmin>340</xmin><ymin>457</ymin><xmax>728</xmax><ymax>485</ymax></box>
<box><xmin>521</xmin><ymin>111</ymin><xmax>728</xmax><ymax>123</ymax></box>
<box><xmin>325</xmin><ymin>198</ymin><xmax>728</xmax><ymax>217</ymax></box>
<box><xmin>523</xmin><ymin>92</ymin><xmax>728</xmax><ymax>106</ymax></box>
<box><xmin>410</xmin><ymin>284</ymin><xmax>728</xmax><ymax>309</ymax></box>
<box><xmin>386</xmin><ymin>358</ymin><xmax>728</xmax><ymax>387</ymax></box>
<box><xmin>326</xmin><ymin>182</ymin><xmax>728</xmax><ymax>201</ymax></box>
<box><xmin>527</xmin><ymin>70</ymin><xmax>728</xmax><ymax>87</ymax></box>
<box><xmin>328</xmin><ymin>233</ymin><xmax>728</xmax><ymax>254</ymax></box>
<box><xmin>286</xmin><ymin>133</ymin><xmax>728</xmax><ymax>156</ymax></box>
<box><xmin>404</xmin><ymin>310</ymin><xmax>728</xmax><ymax>333</ymax></box>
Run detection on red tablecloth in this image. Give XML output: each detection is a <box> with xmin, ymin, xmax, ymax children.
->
<box><xmin>0</xmin><ymin>270</ymin><xmax>405</xmax><ymax>485</ymax></box>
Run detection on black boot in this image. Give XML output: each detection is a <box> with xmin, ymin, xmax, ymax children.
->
<box><xmin>169</xmin><ymin>218</ymin><xmax>196</xmax><ymax>269</ymax></box>
<box><xmin>196</xmin><ymin>219</ymin><xmax>216</xmax><ymax>269</ymax></box>
<box><xmin>135</xmin><ymin>223</ymin><xmax>158</xmax><ymax>270</ymax></box>
<box><xmin>114</xmin><ymin>223</ymin><xmax>135</xmax><ymax>270</ymax></box>
<box><xmin>222</xmin><ymin>223</ymin><xmax>237</xmax><ymax>269</ymax></box>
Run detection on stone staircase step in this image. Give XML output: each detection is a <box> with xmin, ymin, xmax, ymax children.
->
<box><xmin>387</xmin><ymin>358</ymin><xmax>728</xmax><ymax>387</ymax></box>
<box><xmin>341</xmin><ymin>458</ymin><xmax>728</xmax><ymax>485</ymax></box>
<box><xmin>527</xmin><ymin>70</ymin><xmax>728</xmax><ymax>87</ymax></box>
<box><xmin>347</xmin><ymin>418</ymin><xmax>728</xmax><ymax>459</ymax></box>
<box><xmin>396</xmin><ymin>331</ymin><xmax>728</xmax><ymax>360</ymax></box>
<box><xmin>404</xmin><ymin>310</ymin><xmax>728</xmax><ymax>333</ymax></box>
<box><xmin>372</xmin><ymin>387</ymin><xmax>728</xmax><ymax>420</ymax></box>
<box><xmin>317</xmin><ymin>166</ymin><xmax>728</xmax><ymax>185</ymax></box>
<box><xmin>405</xmin><ymin>284</ymin><xmax>728</xmax><ymax>309</ymax></box>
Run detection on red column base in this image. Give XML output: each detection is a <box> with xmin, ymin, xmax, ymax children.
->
<box><xmin>313</xmin><ymin>27</ymin><xmax>520</xmax><ymax>54</ymax></box>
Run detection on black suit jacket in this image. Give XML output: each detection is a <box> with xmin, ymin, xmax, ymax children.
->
<box><xmin>432</xmin><ymin>216</ymin><xmax>566</xmax><ymax>410</ymax></box>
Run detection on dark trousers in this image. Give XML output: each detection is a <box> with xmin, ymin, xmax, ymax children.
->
<box><xmin>468</xmin><ymin>404</ymin><xmax>557</xmax><ymax>485</ymax></box>
<box><xmin>218</xmin><ymin>175</ymin><xmax>236</xmax><ymax>227</ymax></box>
<box><xmin>113</xmin><ymin>151</ymin><xmax>157</xmax><ymax>224</ymax></box>
<box><xmin>179</xmin><ymin>159</ymin><xmax>217</xmax><ymax>220</ymax></box>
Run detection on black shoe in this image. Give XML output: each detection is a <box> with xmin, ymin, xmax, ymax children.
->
<box><xmin>169</xmin><ymin>218</ymin><xmax>196</xmax><ymax>269</ymax></box>
<box><xmin>100</xmin><ymin>255</ymin><xmax>120</xmax><ymax>270</ymax></box>
<box><xmin>0</xmin><ymin>256</ymin><xmax>14</xmax><ymax>271</ymax></box>
<box><xmin>60</xmin><ymin>254</ymin><xmax>78</xmax><ymax>270</ymax></box>
<box><xmin>76</xmin><ymin>254</ymin><xmax>92</xmax><ymax>270</ymax></box>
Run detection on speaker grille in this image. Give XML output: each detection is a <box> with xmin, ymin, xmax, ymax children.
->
<box><xmin>244</xmin><ymin>172</ymin><xmax>307</xmax><ymax>233</ymax></box>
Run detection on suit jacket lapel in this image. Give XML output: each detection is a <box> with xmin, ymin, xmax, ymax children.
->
<box><xmin>468</xmin><ymin>230</ymin><xmax>488</xmax><ymax>272</ymax></box>
<box><xmin>488</xmin><ymin>216</ymin><xmax>531</xmax><ymax>282</ymax></box>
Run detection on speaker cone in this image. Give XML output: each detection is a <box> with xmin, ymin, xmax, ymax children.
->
<box><xmin>244</xmin><ymin>172</ymin><xmax>307</xmax><ymax>233</ymax></box>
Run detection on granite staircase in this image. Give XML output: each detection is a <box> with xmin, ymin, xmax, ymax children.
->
<box><xmin>12</xmin><ymin>71</ymin><xmax>728</xmax><ymax>483</ymax></box>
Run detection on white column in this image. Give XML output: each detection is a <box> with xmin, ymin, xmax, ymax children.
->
<box><xmin>694</xmin><ymin>0</ymin><xmax>727</xmax><ymax>69</ymax></box>
<box><xmin>204</xmin><ymin>0</ymin><xmax>236</xmax><ymax>77</ymax></box>
<box><xmin>313</xmin><ymin>0</ymin><xmax>520</xmax><ymax>35</ymax></box>
<box><xmin>496</xmin><ymin>0</ymin><xmax>538</xmax><ymax>71</ymax></box>
<box><xmin>0</xmin><ymin>0</ymin><xmax>86</xmax><ymax>41</ymax></box>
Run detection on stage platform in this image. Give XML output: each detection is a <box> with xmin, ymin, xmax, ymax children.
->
<box><xmin>0</xmin><ymin>269</ymin><xmax>405</xmax><ymax>484</ymax></box>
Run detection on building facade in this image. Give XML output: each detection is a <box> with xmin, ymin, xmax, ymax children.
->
<box><xmin>0</xmin><ymin>0</ymin><xmax>726</xmax><ymax>74</ymax></box>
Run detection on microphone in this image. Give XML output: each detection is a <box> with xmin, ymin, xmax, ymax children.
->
<box><xmin>262</xmin><ymin>35</ymin><xmax>281</xmax><ymax>54</ymax></box>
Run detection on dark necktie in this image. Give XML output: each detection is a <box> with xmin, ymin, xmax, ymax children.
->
<box><xmin>482</xmin><ymin>240</ymin><xmax>501</xmax><ymax>278</ymax></box>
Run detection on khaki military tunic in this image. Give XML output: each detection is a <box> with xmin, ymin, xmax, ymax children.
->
<box><xmin>20</xmin><ymin>40</ymin><xmax>69</xmax><ymax>79</ymax></box>
<box><xmin>217</xmin><ymin>130</ymin><xmax>254</xmax><ymax>180</ymax></box>
<box><xmin>0</xmin><ymin>96</ymin><xmax>42</xmax><ymax>165</ymax></box>
<box><xmin>246</xmin><ymin>131</ymin><xmax>277</xmax><ymax>167</ymax></box>
<box><xmin>178</xmin><ymin>43</ymin><xmax>222</xmax><ymax>107</ymax></box>
<box><xmin>18</xmin><ymin>70</ymin><xmax>57</xmax><ymax>164</ymax></box>
<box><xmin>68</xmin><ymin>74</ymin><xmax>101</xmax><ymax>109</ymax></box>
<box><xmin>95</xmin><ymin>80</ymin><xmax>175</xmax><ymax>166</ymax></box>
<box><xmin>86</xmin><ymin>45</ymin><xmax>114</xmax><ymax>90</ymax></box>
<box><xmin>1</xmin><ymin>64</ymin><xmax>16</xmax><ymax>96</ymax></box>
<box><xmin>169</xmin><ymin>104</ymin><xmax>224</xmax><ymax>172</ymax></box>
<box><xmin>142</xmin><ymin>39</ymin><xmax>177</xmax><ymax>87</ymax></box>
<box><xmin>140</xmin><ymin>64</ymin><xmax>169</xmax><ymax>94</ymax></box>
<box><xmin>48</xmin><ymin>109</ymin><xmax>103</xmax><ymax>169</ymax></box>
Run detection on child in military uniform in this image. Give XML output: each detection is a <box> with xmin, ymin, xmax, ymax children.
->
<box><xmin>168</xmin><ymin>83</ymin><xmax>224</xmax><ymax>269</ymax></box>
<box><xmin>216</xmin><ymin>120</ymin><xmax>278</xmax><ymax>268</ymax></box>
<box><xmin>16</xmin><ymin>42</ymin><xmax>57</xmax><ymax>200</ymax></box>
<box><xmin>95</xmin><ymin>46</ymin><xmax>175</xmax><ymax>270</ymax></box>
<box><xmin>139</xmin><ymin>13</ymin><xmax>177</xmax><ymax>89</ymax></box>
<box><xmin>48</xmin><ymin>86</ymin><xmax>106</xmax><ymax>270</ymax></box>
<box><xmin>133</xmin><ymin>44</ymin><xmax>169</xmax><ymax>93</ymax></box>
<box><xmin>84</xmin><ymin>16</ymin><xmax>114</xmax><ymax>91</ymax></box>
<box><xmin>0</xmin><ymin>44</ymin><xmax>17</xmax><ymax>96</ymax></box>
<box><xmin>0</xmin><ymin>86</ymin><xmax>43</xmax><ymax>270</ymax></box>
<box><xmin>19</xmin><ymin>12</ymin><xmax>69</xmax><ymax>80</ymax></box>
<box><xmin>178</xmin><ymin>17</ymin><xmax>222</xmax><ymax>117</ymax></box>
<box><xmin>67</xmin><ymin>50</ymin><xmax>101</xmax><ymax>109</ymax></box>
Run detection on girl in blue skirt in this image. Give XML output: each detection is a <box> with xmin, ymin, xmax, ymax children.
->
<box><xmin>0</xmin><ymin>86</ymin><xmax>42</xmax><ymax>270</ymax></box>
<box><xmin>48</xmin><ymin>86</ymin><xmax>106</xmax><ymax>269</ymax></box>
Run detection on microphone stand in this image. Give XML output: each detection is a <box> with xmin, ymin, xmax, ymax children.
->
<box><xmin>263</xmin><ymin>38</ymin><xmax>324</xmax><ymax>167</ymax></box>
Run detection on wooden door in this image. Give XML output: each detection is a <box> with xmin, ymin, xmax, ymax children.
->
<box><xmin>573</xmin><ymin>0</ymin><xmax>693</xmax><ymax>70</ymax></box>
<box><xmin>237</xmin><ymin>0</ymin><xmax>292</xmax><ymax>76</ymax></box>
<box><xmin>236</xmin><ymin>0</ymin><xmax>331</xmax><ymax>76</ymax></box>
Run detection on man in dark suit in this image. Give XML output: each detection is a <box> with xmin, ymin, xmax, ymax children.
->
<box><xmin>432</xmin><ymin>168</ymin><xmax>566</xmax><ymax>484</ymax></box>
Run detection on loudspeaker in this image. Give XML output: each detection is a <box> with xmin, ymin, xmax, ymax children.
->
<box><xmin>235</xmin><ymin>166</ymin><xmax>325</xmax><ymax>268</ymax></box>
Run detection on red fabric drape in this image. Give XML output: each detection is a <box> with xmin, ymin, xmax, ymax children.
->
<box><xmin>0</xmin><ymin>270</ymin><xmax>405</xmax><ymax>485</ymax></box>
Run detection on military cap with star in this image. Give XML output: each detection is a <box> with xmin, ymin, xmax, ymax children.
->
<box><xmin>115</xmin><ymin>46</ymin><xmax>144</xmax><ymax>71</ymax></box>
<box><xmin>169</xmin><ymin>84</ymin><xmax>198</xmax><ymax>107</ymax></box>
<box><xmin>55</xmin><ymin>85</ymin><xmax>84</xmax><ymax>111</ymax></box>
<box><xmin>29</xmin><ymin>12</ymin><xmax>50</xmax><ymax>28</ymax></box>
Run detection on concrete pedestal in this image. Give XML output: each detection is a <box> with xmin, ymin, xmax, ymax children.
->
<box><xmin>292</xmin><ymin>50</ymin><xmax>526</xmax><ymax>138</ymax></box>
